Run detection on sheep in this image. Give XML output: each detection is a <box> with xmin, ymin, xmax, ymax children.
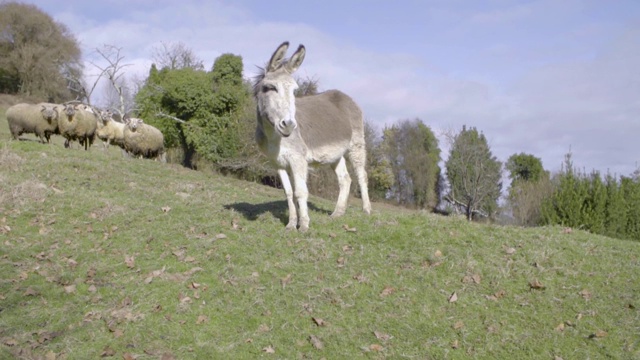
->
<box><xmin>96</xmin><ymin>109</ymin><xmax>126</xmax><ymax>149</ymax></box>
<box><xmin>5</xmin><ymin>102</ymin><xmax>62</xmax><ymax>143</ymax></box>
<box><xmin>58</xmin><ymin>103</ymin><xmax>98</xmax><ymax>150</ymax></box>
<box><xmin>122</xmin><ymin>117</ymin><xmax>166</xmax><ymax>162</ymax></box>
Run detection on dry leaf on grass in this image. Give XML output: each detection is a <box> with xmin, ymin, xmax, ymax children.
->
<box><xmin>263</xmin><ymin>345</ymin><xmax>275</xmax><ymax>353</ymax></box>
<box><xmin>281</xmin><ymin>274</ymin><xmax>292</xmax><ymax>289</ymax></box>
<box><xmin>3</xmin><ymin>338</ymin><xmax>18</xmax><ymax>346</ymax></box>
<box><xmin>24</xmin><ymin>287</ymin><xmax>39</xmax><ymax>296</ymax></box>
<box><xmin>374</xmin><ymin>331</ymin><xmax>392</xmax><ymax>341</ymax></box>
<box><xmin>196</xmin><ymin>315</ymin><xmax>208</xmax><ymax>324</ymax></box>
<box><xmin>579</xmin><ymin>289</ymin><xmax>592</xmax><ymax>300</ymax></box>
<box><xmin>63</xmin><ymin>285</ymin><xmax>76</xmax><ymax>294</ymax></box>
<box><xmin>312</xmin><ymin>317</ymin><xmax>326</xmax><ymax>327</ymax></box>
<box><xmin>369</xmin><ymin>344</ymin><xmax>384</xmax><ymax>352</ymax></box>
<box><xmin>124</xmin><ymin>255</ymin><xmax>135</xmax><ymax>269</ymax></box>
<box><xmin>453</xmin><ymin>321</ymin><xmax>464</xmax><ymax>330</ymax></box>
<box><xmin>589</xmin><ymin>330</ymin><xmax>607</xmax><ymax>339</ymax></box>
<box><xmin>451</xmin><ymin>339</ymin><xmax>459</xmax><ymax>349</ymax></box>
<box><xmin>529</xmin><ymin>279</ymin><xmax>545</xmax><ymax>290</ymax></box>
<box><xmin>342</xmin><ymin>224</ymin><xmax>357</xmax><ymax>232</ymax></box>
<box><xmin>380</xmin><ymin>286</ymin><xmax>395</xmax><ymax>297</ymax></box>
<box><xmin>309</xmin><ymin>335</ymin><xmax>324</xmax><ymax>349</ymax></box>
<box><xmin>161</xmin><ymin>206</ymin><xmax>171</xmax><ymax>213</ymax></box>
<box><xmin>100</xmin><ymin>346</ymin><xmax>115</xmax><ymax>357</ymax></box>
<box><xmin>448</xmin><ymin>292</ymin><xmax>458</xmax><ymax>303</ymax></box>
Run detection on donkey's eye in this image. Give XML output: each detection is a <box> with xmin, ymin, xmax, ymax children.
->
<box><xmin>262</xmin><ymin>84</ymin><xmax>277</xmax><ymax>93</ymax></box>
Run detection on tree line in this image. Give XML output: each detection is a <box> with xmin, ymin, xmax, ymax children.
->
<box><xmin>2</xmin><ymin>2</ymin><xmax>639</xmax><ymax>241</ymax></box>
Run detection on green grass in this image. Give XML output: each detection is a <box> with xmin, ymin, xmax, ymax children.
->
<box><xmin>1</xmin><ymin>109</ymin><xmax>639</xmax><ymax>359</ymax></box>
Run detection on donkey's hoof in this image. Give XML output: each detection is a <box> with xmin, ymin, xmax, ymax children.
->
<box><xmin>285</xmin><ymin>222</ymin><xmax>297</xmax><ymax>231</ymax></box>
<box><xmin>299</xmin><ymin>224</ymin><xmax>309</xmax><ymax>233</ymax></box>
<box><xmin>330</xmin><ymin>210</ymin><xmax>345</xmax><ymax>218</ymax></box>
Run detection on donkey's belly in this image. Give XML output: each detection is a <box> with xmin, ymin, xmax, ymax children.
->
<box><xmin>307</xmin><ymin>142</ymin><xmax>349</xmax><ymax>165</ymax></box>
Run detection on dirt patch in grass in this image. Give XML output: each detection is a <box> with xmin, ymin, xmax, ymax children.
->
<box><xmin>0</xmin><ymin>146</ymin><xmax>24</xmax><ymax>170</ymax></box>
<box><xmin>8</xmin><ymin>180</ymin><xmax>49</xmax><ymax>207</ymax></box>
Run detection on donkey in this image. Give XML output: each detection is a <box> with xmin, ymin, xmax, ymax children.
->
<box><xmin>254</xmin><ymin>41</ymin><xmax>371</xmax><ymax>232</ymax></box>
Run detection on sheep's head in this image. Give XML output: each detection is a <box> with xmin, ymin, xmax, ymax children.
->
<box><xmin>99</xmin><ymin>110</ymin><xmax>113</xmax><ymax>124</ymax></box>
<box><xmin>63</xmin><ymin>104</ymin><xmax>76</xmax><ymax>120</ymax></box>
<box><xmin>126</xmin><ymin>118</ymin><xmax>144</xmax><ymax>131</ymax></box>
<box><xmin>40</xmin><ymin>105</ymin><xmax>59</xmax><ymax>123</ymax></box>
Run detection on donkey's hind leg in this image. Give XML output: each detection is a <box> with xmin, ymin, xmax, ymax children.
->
<box><xmin>331</xmin><ymin>156</ymin><xmax>352</xmax><ymax>218</ymax></box>
<box><xmin>347</xmin><ymin>142</ymin><xmax>371</xmax><ymax>214</ymax></box>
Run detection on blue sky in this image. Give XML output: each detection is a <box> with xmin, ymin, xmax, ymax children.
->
<box><xmin>28</xmin><ymin>0</ymin><xmax>640</xmax><ymax>179</ymax></box>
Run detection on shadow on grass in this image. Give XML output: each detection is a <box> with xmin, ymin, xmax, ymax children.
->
<box><xmin>224</xmin><ymin>200</ymin><xmax>330</xmax><ymax>226</ymax></box>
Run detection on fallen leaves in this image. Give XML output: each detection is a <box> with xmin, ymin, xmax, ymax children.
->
<box><xmin>448</xmin><ymin>291</ymin><xmax>458</xmax><ymax>303</ymax></box>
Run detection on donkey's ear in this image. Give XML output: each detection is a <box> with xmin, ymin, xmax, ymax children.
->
<box><xmin>286</xmin><ymin>44</ymin><xmax>305</xmax><ymax>73</ymax></box>
<box><xmin>267</xmin><ymin>41</ymin><xmax>290</xmax><ymax>72</ymax></box>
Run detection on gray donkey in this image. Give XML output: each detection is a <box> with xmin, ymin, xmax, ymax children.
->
<box><xmin>254</xmin><ymin>41</ymin><xmax>371</xmax><ymax>231</ymax></box>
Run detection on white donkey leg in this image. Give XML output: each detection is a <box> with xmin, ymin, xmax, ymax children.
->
<box><xmin>331</xmin><ymin>156</ymin><xmax>352</xmax><ymax>217</ymax></box>
<box><xmin>278</xmin><ymin>169</ymin><xmax>298</xmax><ymax>230</ymax></box>
<box><xmin>290</xmin><ymin>162</ymin><xmax>310</xmax><ymax>232</ymax></box>
<box><xmin>348</xmin><ymin>142</ymin><xmax>371</xmax><ymax>214</ymax></box>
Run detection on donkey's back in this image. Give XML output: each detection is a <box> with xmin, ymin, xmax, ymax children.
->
<box><xmin>295</xmin><ymin>89</ymin><xmax>364</xmax><ymax>163</ymax></box>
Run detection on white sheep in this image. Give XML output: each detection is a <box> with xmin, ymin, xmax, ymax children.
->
<box><xmin>123</xmin><ymin>117</ymin><xmax>166</xmax><ymax>162</ymax></box>
<box><xmin>6</xmin><ymin>102</ymin><xmax>62</xmax><ymax>143</ymax></box>
<box><xmin>58</xmin><ymin>103</ymin><xmax>98</xmax><ymax>150</ymax></box>
<box><xmin>96</xmin><ymin>109</ymin><xmax>126</xmax><ymax>149</ymax></box>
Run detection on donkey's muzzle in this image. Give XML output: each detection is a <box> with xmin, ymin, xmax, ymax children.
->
<box><xmin>278</xmin><ymin>119</ymin><xmax>297</xmax><ymax>137</ymax></box>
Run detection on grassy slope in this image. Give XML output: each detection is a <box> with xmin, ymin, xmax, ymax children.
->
<box><xmin>1</xmin><ymin>108</ymin><xmax>639</xmax><ymax>359</ymax></box>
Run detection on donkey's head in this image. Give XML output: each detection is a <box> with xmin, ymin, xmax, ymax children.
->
<box><xmin>255</xmin><ymin>41</ymin><xmax>306</xmax><ymax>137</ymax></box>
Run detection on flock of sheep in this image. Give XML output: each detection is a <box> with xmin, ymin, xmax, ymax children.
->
<box><xmin>5</xmin><ymin>102</ymin><xmax>165</xmax><ymax>161</ymax></box>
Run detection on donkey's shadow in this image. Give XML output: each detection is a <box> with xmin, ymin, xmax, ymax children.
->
<box><xmin>224</xmin><ymin>201</ymin><xmax>330</xmax><ymax>226</ymax></box>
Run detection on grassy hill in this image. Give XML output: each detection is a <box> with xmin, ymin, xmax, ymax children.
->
<box><xmin>1</xmin><ymin>105</ymin><xmax>639</xmax><ymax>359</ymax></box>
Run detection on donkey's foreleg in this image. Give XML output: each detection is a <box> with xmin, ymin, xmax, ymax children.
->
<box><xmin>331</xmin><ymin>157</ymin><xmax>352</xmax><ymax>217</ymax></box>
<box><xmin>278</xmin><ymin>169</ymin><xmax>298</xmax><ymax>230</ymax></box>
<box><xmin>290</xmin><ymin>162</ymin><xmax>310</xmax><ymax>232</ymax></box>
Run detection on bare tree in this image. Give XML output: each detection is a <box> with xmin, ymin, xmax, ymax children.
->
<box><xmin>71</xmin><ymin>45</ymin><xmax>133</xmax><ymax>115</ymax></box>
<box><xmin>152</xmin><ymin>41</ymin><xmax>204</xmax><ymax>70</ymax></box>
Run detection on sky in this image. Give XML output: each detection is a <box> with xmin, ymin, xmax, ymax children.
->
<box><xmin>26</xmin><ymin>0</ymin><xmax>640</xmax><ymax>179</ymax></box>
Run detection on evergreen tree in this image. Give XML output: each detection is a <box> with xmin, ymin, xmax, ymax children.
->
<box><xmin>621</xmin><ymin>176</ymin><xmax>640</xmax><ymax>240</ymax></box>
<box><xmin>604</xmin><ymin>174</ymin><xmax>627</xmax><ymax>239</ymax></box>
